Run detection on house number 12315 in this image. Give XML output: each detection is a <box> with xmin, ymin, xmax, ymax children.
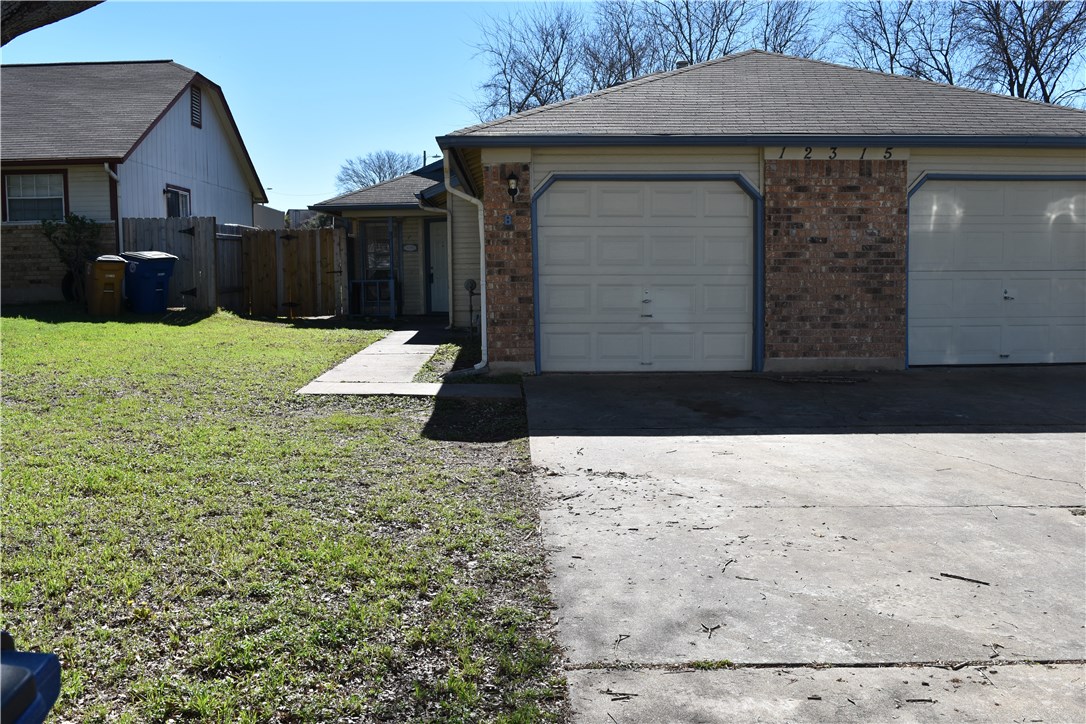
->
<box><xmin>774</xmin><ymin>146</ymin><xmax>909</xmax><ymax>161</ymax></box>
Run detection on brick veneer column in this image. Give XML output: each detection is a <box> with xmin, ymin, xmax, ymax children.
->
<box><xmin>763</xmin><ymin>160</ymin><xmax>908</xmax><ymax>371</ymax></box>
<box><xmin>482</xmin><ymin>162</ymin><xmax>535</xmax><ymax>371</ymax></box>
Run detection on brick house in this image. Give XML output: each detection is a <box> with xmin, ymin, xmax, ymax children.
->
<box><xmin>1</xmin><ymin>60</ymin><xmax>266</xmax><ymax>303</ymax></box>
<box><xmin>435</xmin><ymin>50</ymin><xmax>1086</xmax><ymax>373</ymax></box>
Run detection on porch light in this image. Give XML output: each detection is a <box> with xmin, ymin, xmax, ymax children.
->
<box><xmin>507</xmin><ymin>173</ymin><xmax>519</xmax><ymax>200</ymax></box>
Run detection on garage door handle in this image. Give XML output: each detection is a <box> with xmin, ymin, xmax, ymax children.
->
<box><xmin>1003</xmin><ymin>290</ymin><xmax>1014</xmax><ymax>300</ymax></box>
<box><xmin>640</xmin><ymin>314</ymin><xmax>653</xmax><ymax>318</ymax></box>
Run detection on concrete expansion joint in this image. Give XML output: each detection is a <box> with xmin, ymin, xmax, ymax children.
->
<box><xmin>563</xmin><ymin>658</ymin><xmax>1086</xmax><ymax>673</ymax></box>
<box><xmin>890</xmin><ymin>439</ymin><xmax>1086</xmax><ymax>487</ymax></box>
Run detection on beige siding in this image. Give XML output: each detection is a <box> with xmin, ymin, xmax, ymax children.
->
<box><xmin>68</xmin><ymin>165</ymin><xmax>112</xmax><ymax>222</ymax></box>
<box><xmin>399</xmin><ymin>218</ymin><xmax>425</xmax><ymax>315</ymax></box>
<box><xmin>450</xmin><ymin>193</ymin><xmax>481</xmax><ymax>328</ymax></box>
<box><xmin>532</xmin><ymin>146</ymin><xmax>762</xmax><ymax>192</ymax></box>
<box><xmin>908</xmin><ymin>148</ymin><xmax>1086</xmax><ymax>187</ymax></box>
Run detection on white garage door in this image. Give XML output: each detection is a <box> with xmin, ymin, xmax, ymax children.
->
<box><xmin>909</xmin><ymin>179</ymin><xmax>1086</xmax><ymax>365</ymax></box>
<box><xmin>537</xmin><ymin>179</ymin><xmax>753</xmax><ymax>372</ymax></box>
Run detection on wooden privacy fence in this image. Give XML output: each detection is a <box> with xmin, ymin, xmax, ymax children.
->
<box><xmin>124</xmin><ymin>217</ymin><xmax>218</xmax><ymax>310</ymax></box>
<box><xmin>123</xmin><ymin>218</ymin><xmax>346</xmax><ymax>317</ymax></box>
<box><xmin>242</xmin><ymin>228</ymin><xmax>347</xmax><ymax>317</ymax></box>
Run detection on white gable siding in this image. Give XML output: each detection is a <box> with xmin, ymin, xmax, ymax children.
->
<box><xmin>118</xmin><ymin>86</ymin><xmax>254</xmax><ymax>224</ymax></box>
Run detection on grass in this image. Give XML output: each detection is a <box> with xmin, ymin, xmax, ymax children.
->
<box><xmin>413</xmin><ymin>338</ymin><xmax>525</xmax><ymax>386</ymax></box>
<box><xmin>1</xmin><ymin>305</ymin><xmax>565</xmax><ymax>722</ymax></box>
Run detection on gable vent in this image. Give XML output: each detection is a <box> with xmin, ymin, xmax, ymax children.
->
<box><xmin>190</xmin><ymin>85</ymin><xmax>202</xmax><ymax>128</ymax></box>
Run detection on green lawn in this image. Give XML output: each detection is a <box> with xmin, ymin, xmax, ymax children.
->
<box><xmin>1</xmin><ymin>305</ymin><xmax>565</xmax><ymax>722</ymax></box>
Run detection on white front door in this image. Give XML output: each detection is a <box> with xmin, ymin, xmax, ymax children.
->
<box><xmin>909</xmin><ymin>179</ymin><xmax>1086</xmax><ymax>365</ymax></box>
<box><xmin>428</xmin><ymin>221</ymin><xmax>449</xmax><ymax>313</ymax></box>
<box><xmin>536</xmin><ymin>179</ymin><xmax>754</xmax><ymax>372</ymax></box>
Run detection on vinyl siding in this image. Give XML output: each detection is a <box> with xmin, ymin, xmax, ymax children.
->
<box><xmin>118</xmin><ymin>84</ymin><xmax>254</xmax><ymax>224</ymax></box>
<box><xmin>68</xmin><ymin>165</ymin><xmax>112</xmax><ymax>222</ymax></box>
<box><xmin>450</xmin><ymin>193</ymin><xmax>481</xmax><ymax>328</ymax></box>
<box><xmin>400</xmin><ymin>217</ymin><xmax>425</xmax><ymax>315</ymax></box>
<box><xmin>908</xmin><ymin>148</ymin><xmax>1086</xmax><ymax>188</ymax></box>
<box><xmin>531</xmin><ymin>146</ymin><xmax>762</xmax><ymax>192</ymax></box>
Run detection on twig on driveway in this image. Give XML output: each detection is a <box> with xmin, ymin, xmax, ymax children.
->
<box><xmin>940</xmin><ymin>572</ymin><xmax>990</xmax><ymax>586</ymax></box>
<box><xmin>601</xmin><ymin>688</ymin><xmax>638</xmax><ymax>701</ymax></box>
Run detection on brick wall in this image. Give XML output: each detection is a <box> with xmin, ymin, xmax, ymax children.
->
<box><xmin>1</xmin><ymin>222</ymin><xmax>117</xmax><ymax>304</ymax></box>
<box><xmin>763</xmin><ymin>160</ymin><xmax>908</xmax><ymax>371</ymax></box>
<box><xmin>482</xmin><ymin>162</ymin><xmax>534</xmax><ymax>369</ymax></box>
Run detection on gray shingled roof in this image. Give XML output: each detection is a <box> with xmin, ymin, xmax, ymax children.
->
<box><xmin>311</xmin><ymin>161</ymin><xmax>444</xmax><ymax>211</ymax></box>
<box><xmin>440</xmin><ymin>50</ymin><xmax>1086</xmax><ymax>145</ymax></box>
<box><xmin>2</xmin><ymin>60</ymin><xmax>200</xmax><ymax>162</ymax></box>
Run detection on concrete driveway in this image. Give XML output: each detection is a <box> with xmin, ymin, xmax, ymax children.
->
<box><xmin>525</xmin><ymin>366</ymin><xmax>1086</xmax><ymax>722</ymax></box>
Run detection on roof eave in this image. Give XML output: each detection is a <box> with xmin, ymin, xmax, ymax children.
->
<box><xmin>308</xmin><ymin>202</ymin><xmax>438</xmax><ymax>212</ymax></box>
<box><xmin>438</xmin><ymin>133</ymin><xmax>1086</xmax><ymax>149</ymax></box>
<box><xmin>0</xmin><ymin>156</ymin><xmax>125</xmax><ymax>166</ymax></box>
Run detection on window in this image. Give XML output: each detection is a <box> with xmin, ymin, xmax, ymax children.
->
<box><xmin>190</xmin><ymin>85</ymin><xmax>202</xmax><ymax>128</ymax></box>
<box><xmin>4</xmin><ymin>172</ymin><xmax>66</xmax><ymax>221</ymax></box>
<box><xmin>165</xmin><ymin>185</ymin><xmax>191</xmax><ymax>217</ymax></box>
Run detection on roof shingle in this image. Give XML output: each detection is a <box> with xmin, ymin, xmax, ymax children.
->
<box><xmin>440</xmin><ymin>50</ymin><xmax>1086</xmax><ymax>145</ymax></box>
<box><xmin>311</xmin><ymin>161</ymin><xmax>444</xmax><ymax>210</ymax></box>
<box><xmin>2</xmin><ymin>60</ymin><xmax>199</xmax><ymax>162</ymax></box>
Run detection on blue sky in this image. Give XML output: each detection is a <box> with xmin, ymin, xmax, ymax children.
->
<box><xmin>1</xmin><ymin>1</ymin><xmax>522</xmax><ymax>212</ymax></box>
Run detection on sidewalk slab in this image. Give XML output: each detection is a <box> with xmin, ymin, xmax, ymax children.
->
<box><xmin>569</xmin><ymin>664</ymin><xmax>1085</xmax><ymax>723</ymax></box>
<box><xmin>297</xmin><ymin>381</ymin><xmax>522</xmax><ymax>398</ymax></box>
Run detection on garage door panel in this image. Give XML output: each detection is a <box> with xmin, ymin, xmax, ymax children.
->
<box><xmin>598</xmin><ymin>187</ymin><xmax>645</xmax><ymax>216</ymax></box>
<box><xmin>909</xmin><ymin>178</ymin><xmax>1086</xmax><ymax>365</ymax></box>
<box><xmin>540</xmin><ymin>186</ymin><xmax>592</xmax><ymax>217</ymax></box>
<box><xmin>541</xmin><ymin>233</ymin><xmax>593</xmax><ymax>267</ymax></box>
<box><xmin>1053</xmin><ymin>233</ymin><xmax>1086</xmax><ymax>267</ymax></box>
<box><xmin>704</xmin><ymin>235</ymin><xmax>753</xmax><ymax>267</ymax></box>
<box><xmin>705</xmin><ymin>188</ymin><xmax>752</xmax><ymax>217</ymax></box>
<box><xmin>650</xmin><ymin>235</ymin><xmax>698</xmax><ymax>266</ymax></box>
<box><xmin>1053</xmin><ymin>324</ymin><xmax>1086</xmax><ymax>361</ymax></box>
<box><xmin>650</xmin><ymin>187</ymin><xmax>698</xmax><ymax>216</ymax></box>
<box><xmin>597</xmin><ymin>234</ymin><xmax>646</xmax><ymax>266</ymax></box>
<box><xmin>538</xmin><ymin>179</ymin><xmax>753</xmax><ymax>371</ymax></box>
<box><xmin>597</xmin><ymin>283</ymin><xmax>642</xmax><ymax>317</ymax></box>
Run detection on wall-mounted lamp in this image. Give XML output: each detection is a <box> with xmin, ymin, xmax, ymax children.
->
<box><xmin>507</xmin><ymin>172</ymin><xmax>519</xmax><ymax>200</ymax></box>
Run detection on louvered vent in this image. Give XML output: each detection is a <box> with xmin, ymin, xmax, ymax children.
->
<box><xmin>190</xmin><ymin>85</ymin><xmax>202</xmax><ymax>128</ymax></box>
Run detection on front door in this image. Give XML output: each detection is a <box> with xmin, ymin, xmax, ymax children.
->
<box><xmin>428</xmin><ymin>221</ymin><xmax>449</xmax><ymax>313</ymax></box>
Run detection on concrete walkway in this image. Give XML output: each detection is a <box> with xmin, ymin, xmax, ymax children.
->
<box><xmin>297</xmin><ymin>326</ymin><xmax>521</xmax><ymax>398</ymax></box>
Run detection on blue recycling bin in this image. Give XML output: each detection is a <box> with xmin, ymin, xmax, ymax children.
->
<box><xmin>120</xmin><ymin>251</ymin><xmax>178</xmax><ymax>314</ymax></box>
<box><xmin>1</xmin><ymin>633</ymin><xmax>60</xmax><ymax>724</ymax></box>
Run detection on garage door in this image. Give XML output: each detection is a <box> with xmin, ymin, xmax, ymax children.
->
<box><xmin>909</xmin><ymin>179</ymin><xmax>1086</xmax><ymax>365</ymax></box>
<box><xmin>537</xmin><ymin>179</ymin><xmax>753</xmax><ymax>372</ymax></box>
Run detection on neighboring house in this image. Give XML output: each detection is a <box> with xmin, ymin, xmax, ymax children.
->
<box><xmin>310</xmin><ymin>160</ymin><xmax>468</xmax><ymax>319</ymax></box>
<box><xmin>1</xmin><ymin>60</ymin><xmax>267</xmax><ymax>303</ymax></box>
<box><xmin>434</xmin><ymin>50</ymin><xmax>1086</xmax><ymax>373</ymax></box>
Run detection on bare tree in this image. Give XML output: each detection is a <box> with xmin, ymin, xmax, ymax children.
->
<box><xmin>752</xmin><ymin>0</ymin><xmax>824</xmax><ymax>57</ymax></box>
<box><xmin>646</xmin><ymin>0</ymin><xmax>754</xmax><ymax>66</ymax></box>
<box><xmin>1</xmin><ymin>1</ymin><xmax>102</xmax><ymax>46</ymax></box>
<box><xmin>335</xmin><ymin>151</ymin><xmax>422</xmax><ymax>193</ymax></box>
<box><xmin>583</xmin><ymin>0</ymin><xmax>666</xmax><ymax>89</ymax></box>
<box><xmin>906</xmin><ymin>0</ymin><xmax>972</xmax><ymax>84</ymax></box>
<box><xmin>840</xmin><ymin>0</ymin><xmax>918</xmax><ymax>74</ymax></box>
<box><xmin>473</xmin><ymin>3</ymin><xmax>586</xmax><ymax>120</ymax></box>
<box><xmin>964</xmin><ymin>0</ymin><xmax>1086</xmax><ymax>104</ymax></box>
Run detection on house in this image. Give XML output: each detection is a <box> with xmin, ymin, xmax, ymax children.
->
<box><xmin>310</xmin><ymin>160</ymin><xmax>472</xmax><ymax>321</ymax></box>
<box><xmin>434</xmin><ymin>50</ymin><xmax>1086</xmax><ymax>373</ymax></box>
<box><xmin>1</xmin><ymin>60</ymin><xmax>267</xmax><ymax>303</ymax></box>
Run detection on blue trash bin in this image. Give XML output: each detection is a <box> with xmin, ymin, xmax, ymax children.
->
<box><xmin>120</xmin><ymin>251</ymin><xmax>178</xmax><ymax>314</ymax></box>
